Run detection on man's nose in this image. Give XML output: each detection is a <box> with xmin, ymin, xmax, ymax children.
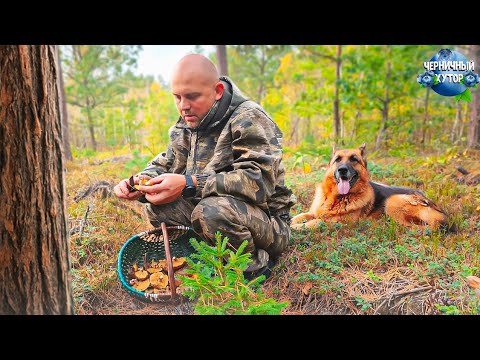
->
<box><xmin>180</xmin><ymin>99</ymin><xmax>191</xmax><ymax>111</ymax></box>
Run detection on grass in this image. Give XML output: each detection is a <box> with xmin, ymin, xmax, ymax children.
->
<box><xmin>66</xmin><ymin>147</ymin><xmax>480</xmax><ymax>315</ymax></box>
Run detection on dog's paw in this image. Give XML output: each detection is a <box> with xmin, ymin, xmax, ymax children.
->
<box><xmin>290</xmin><ymin>223</ymin><xmax>306</xmax><ymax>231</ymax></box>
<box><xmin>291</xmin><ymin>213</ymin><xmax>315</xmax><ymax>225</ymax></box>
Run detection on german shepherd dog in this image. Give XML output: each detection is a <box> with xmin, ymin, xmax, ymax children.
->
<box><xmin>291</xmin><ymin>144</ymin><xmax>450</xmax><ymax>231</ymax></box>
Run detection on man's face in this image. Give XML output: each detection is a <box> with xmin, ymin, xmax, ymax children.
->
<box><xmin>171</xmin><ymin>78</ymin><xmax>218</xmax><ymax>128</ymax></box>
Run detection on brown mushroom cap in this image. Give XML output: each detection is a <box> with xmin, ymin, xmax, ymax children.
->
<box><xmin>133</xmin><ymin>279</ymin><xmax>151</xmax><ymax>292</ymax></box>
<box><xmin>134</xmin><ymin>270</ymin><xmax>149</xmax><ymax>281</ymax></box>
<box><xmin>172</xmin><ymin>257</ymin><xmax>187</xmax><ymax>270</ymax></box>
<box><xmin>150</xmin><ymin>271</ymin><xmax>169</xmax><ymax>289</ymax></box>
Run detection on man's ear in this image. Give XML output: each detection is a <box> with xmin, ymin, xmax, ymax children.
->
<box><xmin>358</xmin><ymin>143</ymin><xmax>367</xmax><ymax>167</ymax></box>
<box><xmin>214</xmin><ymin>81</ymin><xmax>225</xmax><ymax>100</ymax></box>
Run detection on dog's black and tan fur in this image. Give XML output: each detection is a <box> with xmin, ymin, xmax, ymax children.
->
<box><xmin>291</xmin><ymin>144</ymin><xmax>450</xmax><ymax>231</ymax></box>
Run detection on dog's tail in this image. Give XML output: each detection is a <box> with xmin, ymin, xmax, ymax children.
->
<box><xmin>385</xmin><ymin>193</ymin><xmax>454</xmax><ymax>232</ymax></box>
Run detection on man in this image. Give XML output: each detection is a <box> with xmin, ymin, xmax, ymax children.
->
<box><xmin>113</xmin><ymin>54</ymin><xmax>295</xmax><ymax>279</ymax></box>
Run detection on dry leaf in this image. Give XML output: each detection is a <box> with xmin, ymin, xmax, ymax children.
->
<box><xmin>302</xmin><ymin>282</ymin><xmax>313</xmax><ymax>296</ymax></box>
<box><xmin>466</xmin><ymin>275</ymin><xmax>480</xmax><ymax>289</ymax></box>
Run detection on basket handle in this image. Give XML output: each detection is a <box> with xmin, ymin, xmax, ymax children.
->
<box><xmin>161</xmin><ymin>222</ymin><xmax>177</xmax><ymax>300</ymax></box>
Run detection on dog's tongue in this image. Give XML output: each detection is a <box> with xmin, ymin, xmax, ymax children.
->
<box><xmin>338</xmin><ymin>179</ymin><xmax>350</xmax><ymax>195</ymax></box>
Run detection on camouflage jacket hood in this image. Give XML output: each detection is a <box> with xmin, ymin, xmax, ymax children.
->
<box><xmin>141</xmin><ymin>76</ymin><xmax>296</xmax><ymax>214</ymax></box>
<box><xmin>173</xmin><ymin>76</ymin><xmax>246</xmax><ymax>132</ymax></box>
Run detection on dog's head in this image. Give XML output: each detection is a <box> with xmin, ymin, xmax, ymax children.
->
<box><xmin>327</xmin><ymin>143</ymin><xmax>368</xmax><ymax>195</ymax></box>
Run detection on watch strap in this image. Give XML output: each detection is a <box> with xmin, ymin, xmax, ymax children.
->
<box><xmin>194</xmin><ymin>174</ymin><xmax>210</xmax><ymax>190</ymax></box>
<box><xmin>185</xmin><ymin>174</ymin><xmax>194</xmax><ymax>188</ymax></box>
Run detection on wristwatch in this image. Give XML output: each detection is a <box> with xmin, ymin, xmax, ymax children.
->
<box><xmin>182</xmin><ymin>174</ymin><xmax>196</xmax><ymax>198</ymax></box>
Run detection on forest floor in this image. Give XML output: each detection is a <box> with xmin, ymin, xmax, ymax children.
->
<box><xmin>66</xmin><ymin>147</ymin><xmax>480</xmax><ymax>315</ymax></box>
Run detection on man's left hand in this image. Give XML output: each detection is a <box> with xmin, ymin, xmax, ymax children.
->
<box><xmin>138</xmin><ymin>173</ymin><xmax>187</xmax><ymax>205</ymax></box>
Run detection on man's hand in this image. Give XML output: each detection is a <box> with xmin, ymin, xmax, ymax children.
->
<box><xmin>138</xmin><ymin>173</ymin><xmax>187</xmax><ymax>205</ymax></box>
<box><xmin>113</xmin><ymin>176</ymin><xmax>147</xmax><ymax>201</ymax></box>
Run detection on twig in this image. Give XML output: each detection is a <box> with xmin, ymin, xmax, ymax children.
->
<box><xmin>390</xmin><ymin>286</ymin><xmax>432</xmax><ymax>297</ymax></box>
<box><xmin>373</xmin><ymin>286</ymin><xmax>432</xmax><ymax>314</ymax></box>
<box><xmin>79</xmin><ymin>204</ymin><xmax>91</xmax><ymax>241</ymax></box>
<box><xmin>456</xmin><ymin>166</ymin><xmax>469</xmax><ymax>175</ymax></box>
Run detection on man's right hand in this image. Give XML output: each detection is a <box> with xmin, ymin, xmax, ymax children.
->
<box><xmin>113</xmin><ymin>177</ymin><xmax>144</xmax><ymax>201</ymax></box>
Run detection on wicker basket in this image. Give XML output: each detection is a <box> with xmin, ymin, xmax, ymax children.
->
<box><xmin>117</xmin><ymin>223</ymin><xmax>197</xmax><ymax>304</ymax></box>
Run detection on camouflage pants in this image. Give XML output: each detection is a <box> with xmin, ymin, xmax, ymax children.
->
<box><xmin>144</xmin><ymin>196</ymin><xmax>291</xmax><ymax>262</ymax></box>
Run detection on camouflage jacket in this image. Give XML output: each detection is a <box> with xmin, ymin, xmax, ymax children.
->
<box><xmin>139</xmin><ymin>76</ymin><xmax>296</xmax><ymax>215</ymax></box>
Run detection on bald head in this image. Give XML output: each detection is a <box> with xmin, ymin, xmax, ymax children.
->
<box><xmin>171</xmin><ymin>54</ymin><xmax>220</xmax><ymax>88</ymax></box>
<box><xmin>170</xmin><ymin>54</ymin><xmax>225</xmax><ymax>128</ymax></box>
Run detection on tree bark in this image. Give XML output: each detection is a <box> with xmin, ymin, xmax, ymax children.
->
<box><xmin>421</xmin><ymin>87</ymin><xmax>430</xmax><ymax>147</ymax></box>
<box><xmin>350</xmin><ymin>110</ymin><xmax>361</xmax><ymax>141</ymax></box>
<box><xmin>257</xmin><ymin>46</ymin><xmax>267</xmax><ymax>104</ymax></box>
<box><xmin>375</xmin><ymin>61</ymin><xmax>391</xmax><ymax>150</ymax></box>
<box><xmin>86</xmin><ymin>103</ymin><xmax>97</xmax><ymax>151</ymax></box>
<box><xmin>290</xmin><ymin>113</ymin><xmax>300</xmax><ymax>146</ymax></box>
<box><xmin>0</xmin><ymin>45</ymin><xmax>74</xmax><ymax>314</ymax></box>
<box><xmin>55</xmin><ymin>46</ymin><xmax>72</xmax><ymax>161</ymax></box>
<box><xmin>467</xmin><ymin>45</ymin><xmax>480</xmax><ymax>149</ymax></box>
<box><xmin>451</xmin><ymin>102</ymin><xmax>462</xmax><ymax>143</ymax></box>
<box><xmin>216</xmin><ymin>45</ymin><xmax>228</xmax><ymax>77</ymax></box>
<box><xmin>333</xmin><ymin>45</ymin><xmax>342</xmax><ymax>143</ymax></box>
<box><xmin>459</xmin><ymin>102</ymin><xmax>468</xmax><ymax>144</ymax></box>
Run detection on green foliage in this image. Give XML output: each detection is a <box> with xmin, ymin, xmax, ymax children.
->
<box><xmin>71</xmin><ymin>146</ymin><xmax>97</xmax><ymax>159</ymax></box>
<box><xmin>354</xmin><ymin>296</ymin><xmax>372</xmax><ymax>312</ymax></box>
<box><xmin>120</xmin><ymin>149</ymin><xmax>149</xmax><ymax>179</ymax></box>
<box><xmin>61</xmin><ymin>45</ymin><xmax>143</xmax><ymax>149</ymax></box>
<box><xmin>229</xmin><ymin>45</ymin><xmax>292</xmax><ymax>103</ymax></box>
<box><xmin>63</xmin><ymin>45</ymin><xmax>469</xmax><ymax>154</ymax></box>
<box><xmin>435</xmin><ymin>304</ymin><xmax>460</xmax><ymax>315</ymax></box>
<box><xmin>142</xmin><ymin>82</ymin><xmax>178</xmax><ymax>155</ymax></box>
<box><xmin>179</xmin><ymin>232</ymin><xmax>289</xmax><ymax>315</ymax></box>
<box><xmin>454</xmin><ymin>88</ymin><xmax>472</xmax><ymax>102</ymax></box>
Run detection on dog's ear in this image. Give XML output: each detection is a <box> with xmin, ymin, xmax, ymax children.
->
<box><xmin>358</xmin><ymin>143</ymin><xmax>367</xmax><ymax>167</ymax></box>
<box><xmin>328</xmin><ymin>144</ymin><xmax>338</xmax><ymax>167</ymax></box>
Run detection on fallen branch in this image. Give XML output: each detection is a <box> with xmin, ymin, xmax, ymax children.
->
<box><xmin>74</xmin><ymin>181</ymin><xmax>112</xmax><ymax>202</ymax></box>
<box><xmin>374</xmin><ymin>286</ymin><xmax>432</xmax><ymax>314</ymax></box>
<box><xmin>390</xmin><ymin>286</ymin><xmax>432</xmax><ymax>297</ymax></box>
<box><xmin>79</xmin><ymin>204</ymin><xmax>91</xmax><ymax>241</ymax></box>
<box><xmin>456</xmin><ymin>166</ymin><xmax>469</xmax><ymax>175</ymax></box>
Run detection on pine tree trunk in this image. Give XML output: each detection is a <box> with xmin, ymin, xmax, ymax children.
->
<box><xmin>459</xmin><ymin>102</ymin><xmax>468</xmax><ymax>144</ymax></box>
<box><xmin>55</xmin><ymin>46</ymin><xmax>72</xmax><ymax>161</ymax></box>
<box><xmin>340</xmin><ymin>110</ymin><xmax>345</xmax><ymax>145</ymax></box>
<box><xmin>467</xmin><ymin>45</ymin><xmax>480</xmax><ymax>148</ymax></box>
<box><xmin>0</xmin><ymin>45</ymin><xmax>74</xmax><ymax>314</ymax></box>
<box><xmin>451</xmin><ymin>102</ymin><xmax>462</xmax><ymax>143</ymax></box>
<box><xmin>86</xmin><ymin>105</ymin><xmax>97</xmax><ymax>151</ymax></box>
<box><xmin>350</xmin><ymin>109</ymin><xmax>361</xmax><ymax>142</ymax></box>
<box><xmin>290</xmin><ymin>113</ymin><xmax>300</xmax><ymax>146</ymax></box>
<box><xmin>216</xmin><ymin>45</ymin><xmax>228</xmax><ymax>76</ymax></box>
<box><xmin>375</xmin><ymin>61</ymin><xmax>391</xmax><ymax>151</ymax></box>
<box><xmin>421</xmin><ymin>87</ymin><xmax>430</xmax><ymax>147</ymax></box>
<box><xmin>333</xmin><ymin>45</ymin><xmax>342</xmax><ymax>143</ymax></box>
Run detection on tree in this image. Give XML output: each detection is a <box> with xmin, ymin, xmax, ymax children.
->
<box><xmin>55</xmin><ymin>46</ymin><xmax>72</xmax><ymax>161</ymax></box>
<box><xmin>216</xmin><ymin>45</ymin><xmax>228</xmax><ymax>76</ymax></box>
<box><xmin>229</xmin><ymin>45</ymin><xmax>291</xmax><ymax>104</ymax></box>
<box><xmin>354</xmin><ymin>45</ymin><xmax>426</xmax><ymax>150</ymax></box>
<box><xmin>303</xmin><ymin>45</ymin><xmax>344</xmax><ymax>143</ymax></box>
<box><xmin>0</xmin><ymin>45</ymin><xmax>74</xmax><ymax>314</ymax></box>
<box><xmin>467</xmin><ymin>45</ymin><xmax>480</xmax><ymax>149</ymax></box>
<box><xmin>61</xmin><ymin>45</ymin><xmax>141</xmax><ymax>151</ymax></box>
